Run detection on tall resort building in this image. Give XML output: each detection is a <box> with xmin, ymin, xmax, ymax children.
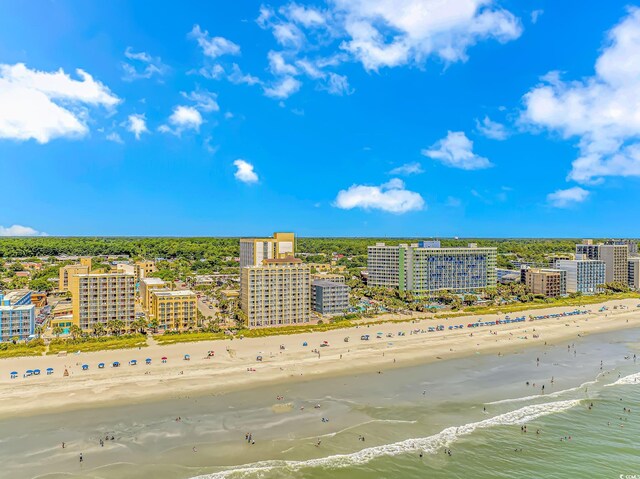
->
<box><xmin>556</xmin><ymin>259</ymin><xmax>606</xmax><ymax>294</ymax></box>
<box><xmin>629</xmin><ymin>258</ymin><xmax>640</xmax><ymax>290</ymax></box>
<box><xmin>240</xmin><ymin>257</ymin><xmax>311</xmax><ymax>328</ymax></box>
<box><xmin>58</xmin><ymin>257</ymin><xmax>92</xmax><ymax>292</ymax></box>
<box><xmin>70</xmin><ymin>272</ymin><xmax>136</xmax><ymax>331</ymax></box>
<box><xmin>367</xmin><ymin>241</ymin><xmax>497</xmax><ymax>295</ymax></box>
<box><xmin>576</xmin><ymin>241</ymin><xmax>629</xmax><ymax>285</ymax></box>
<box><xmin>239</xmin><ymin>232</ymin><xmax>295</xmax><ymax>268</ymax></box>
<box><xmin>0</xmin><ymin>294</ymin><xmax>35</xmax><ymax>342</ymax></box>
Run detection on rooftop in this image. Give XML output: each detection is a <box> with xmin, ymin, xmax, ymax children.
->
<box><xmin>152</xmin><ymin>289</ymin><xmax>196</xmax><ymax>298</ymax></box>
<box><xmin>141</xmin><ymin>277</ymin><xmax>165</xmax><ymax>285</ymax></box>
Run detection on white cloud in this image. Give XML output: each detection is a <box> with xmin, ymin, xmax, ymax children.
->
<box><xmin>531</xmin><ymin>10</ymin><xmax>544</xmax><ymax>24</ymax></box>
<box><xmin>268</xmin><ymin>51</ymin><xmax>298</xmax><ymax>76</ymax></box>
<box><xmin>126</xmin><ymin>113</ymin><xmax>149</xmax><ymax>140</ymax></box>
<box><xmin>106</xmin><ymin>132</ymin><xmax>123</xmax><ymax>144</ymax></box>
<box><xmin>281</xmin><ymin>4</ymin><xmax>327</xmax><ymax>27</ymax></box>
<box><xmin>0</xmin><ymin>63</ymin><xmax>119</xmax><ymax>143</ymax></box>
<box><xmin>264</xmin><ymin>76</ymin><xmax>302</xmax><ymax>98</ymax></box>
<box><xmin>332</xmin><ymin>0</ymin><xmax>522</xmax><ymax>71</ymax></box>
<box><xmin>389</xmin><ymin>162</ymin><xmax>424</xmax><ymax>175</ymax></box>
<box><xmin>325</xmin><ymin>72</ymin><xmax>353</xmax><ymax>95</ymax></box>
<box><xmin>227</xmin><ymin>64</ymin><xmax>262</xmax><ymax>85</ymax></box>
<box><xmin>295</xmin><ymin>58</ymin><xmax>326</xmax><ymax>79</ymax></box>
<box><xmin>273</xmin><ymin>22</ymin><xmax>306</xmax><ymax>49</ymax></box>
<box><xmin>476</xmin><ymin>115</ymin><xmax>508</xmax><ymax>140</ymax></box>
<box><xmin>158</xmin><ymin>106</ymin><xmax>203</xmax><ymax>135</ymax></box>
<box><xmin>422</xmin><ymin>131</ymin><xmax>492</xmax><ymax>170</ymax></box>
<box><xmin>234</xmin><ymin>159</ymin><xmax>259</xmax><ymax>183</ymax></box>
<box><xmin>0</xmin><ymin>224</ymin><xmax>47</xmax><ymax>236</ymax></box>
<box><xmin>122</xmin><ymin>47</ymin><xmax>168</xmax><ymax>81</ymax></box>
<box><xmin>190</xmin><ymin>25</ymin><xmax>241</xmax><ymax>58</ymax></box>
<box><xmin>521</xmin><ymin>8</ymin><xmax>640</xmax><ymax>184</ymax></box>
<box><xmin>181</xmin><ymin>89</ymin><xmax>219</xmax><ymax>112</ymax></box>
<box><xmin>546</xmin><ymin>186</ymin><xmax>590</xmax><ymax>208</ymax></box>
<box><xmin>334</xmin><ymin>178</ymin><xmax>425</xmax><ymax>213</ymax></box>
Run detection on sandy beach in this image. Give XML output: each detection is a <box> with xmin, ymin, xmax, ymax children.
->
<box><xmin>1</xmin><ymin>298</ymin><xmax>639</xmax><ymax>419</ymax></box>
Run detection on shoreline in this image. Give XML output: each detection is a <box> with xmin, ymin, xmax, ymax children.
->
<box><xmin>1</xmin><ymin>298</ymin><xmax>639</xmax><ymax>419</ymax></box>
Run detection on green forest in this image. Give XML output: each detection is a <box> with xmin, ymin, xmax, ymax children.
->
<box><xmin>0</xmin><ymin>236</ymin><xmax>592</xmax><ymax>260</ymax></box>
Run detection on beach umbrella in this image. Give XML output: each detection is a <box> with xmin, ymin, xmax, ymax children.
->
<box><xmin>161</xmin><ymin>357</ymin><xmax>167</xmax><ymax>363</ymax></box>
<box><xmin>26</xmin><ymin>369</ymin><xmax>33</xmax><ymax>376</ymax></box>
<box><xmin>112</xmin><ymin>361</ymin><xmax>120</xmax><ymax>367</ymax></box>
<box><xmin>10</xmin><ymin>371</ymin><xmax>17</xmax><ymax>378</ymax></box>
<box><xmin>145</xmin><ymin>358</ymin><xmax>151</xmax><ymax>364</ymax></box>
<box><xmin>46</xmin><ymin>368</ymin><xmax>53</xmax><ymax>375</ymax></box>
<box><xmin>34</xmin><ymin>369</ymin><xmax>41</xmax><ymax>375</ymax></box>
<box><xmin>98</xmin><ymin>363</ymin><xmax>105</xmax><ymax>369</ymax></box>
<box><xmin>82</xmin><ymin>364</ymin><xmax>89</xmax><ymax>370</ymax></box>
<box><xmin>184</xmin><ymin>354</ymin><xmax>190</xmax><ymax>360</ymax></box>
<box><xmin>129</xmin><ymin>359</ymin><xmax>137</xmax><ymax>365</ymax></box>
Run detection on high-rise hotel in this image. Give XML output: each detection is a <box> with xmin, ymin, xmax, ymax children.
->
<box><xmin>70</xmin><ymin>272</ymin><xmax>136</xmax><ymax>331</ymax></box>
<box><xmin>367</xmin><ymin>241</ymin><xmax>497</xmax><ymax>295</ymax></box>
<box><xmin>239</xmin><ymin>232</ymin><xmax>312</xmax><ymax>328</ymax></box>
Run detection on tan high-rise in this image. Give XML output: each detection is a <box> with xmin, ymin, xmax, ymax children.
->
<box><xmin>58</xmin><ymin>258</ymin><xmax>92</xmax><ymax>292</ymax></box>
<box><xmin>239</xmin><ymin>232</ymin><xmax>295</xmax><ymax>268</ymax></box>
<box><xmin>240</xmin><ymin>257</ymin><xmax>311</xmax><ymax>328</ymax></box>
<box><xmin>71</xmin><ymin>273</ymin><xmax>136</xmax><ymax>330</ymax></box>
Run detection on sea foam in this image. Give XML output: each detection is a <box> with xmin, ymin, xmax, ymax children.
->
<box><xmin>608</xmin><ymin>371</ymin><xmax>640</xmax><ymax>386</ymax></box>
<box><xmin>191</xmin><ymin>399</ymin><xmax>580</xmax><ymax>479</ymax></box>
<box><xmin>487</xmin><ymin>379</ymin><xmax>597</xmax><ymax>405</ymax></box>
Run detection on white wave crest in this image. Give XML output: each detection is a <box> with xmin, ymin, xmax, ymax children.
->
<box><xmin>608</xmin><ymin>372</ymin><xmax>640</xmax><ymax>386</ymax></box>
<box><xmin>487</xmin><ymin>380</ymin><xmax>597</xmax><ymax>405</ymax></box>
<box><xmin>191</xmin><ymin>399</ymin><xmax>580</xmax><ymax>479</ymax></box>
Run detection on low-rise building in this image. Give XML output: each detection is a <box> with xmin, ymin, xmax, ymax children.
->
<box><xmin>0</xmin><ymin>294</ymin><xmax>35</xmax><ymax>342</ymax></box>
<box><xmin>556</xmin><ymin>260</ymin><xmax>605</xmax><ymax>294</ymax></box>
<box><xmin>30</xmin><ymin>292</ymin><xmax>47</xmax><ymax>307</ymax></box>
<box><xmin>149</xmin><ymin>289</ymin><xmax>197</xmax><ymax>331</ymax></box>
<box><xmin>523</xmin><ymin>268</ymin><xmax>567</xmax><ymax>297</ymax></box>
<box><xmin>496</xmin><ymin>268</ymin><xmax>520</xmax><ymax>284</ymax></box>
<box><xmin>312</xmin><ymin>280</ymin><xmax>349</xmax><ymax>316</ymax></box>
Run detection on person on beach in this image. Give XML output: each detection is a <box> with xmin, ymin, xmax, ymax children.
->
<box><xmin>79</xmin><ymin>453</ymin><xmax>83</xmax><ymax>463</ymax></box>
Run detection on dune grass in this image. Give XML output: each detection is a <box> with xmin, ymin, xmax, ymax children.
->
<box><xmin>0</xmin><ymin>339</ymin><xmax>46</xmax><ymax>359</ymax></box>
<box><xmin>47</xmin><ymin>334</ymin><xmax>148</xmax><ymax>355</ymax></box>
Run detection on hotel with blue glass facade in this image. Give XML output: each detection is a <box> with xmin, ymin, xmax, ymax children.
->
<box><xmin>367</xmin><ymin>241</ymin><xmax>497</xmax><ymax>295</ymax></box>
<box><xmin>0</xmin><ymin>293</ymin><xmax>35</xmax><ymax>342</ymax></box>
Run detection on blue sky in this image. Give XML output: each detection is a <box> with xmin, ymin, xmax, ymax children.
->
<box><xmin>1</xmin><ymin>0</ymin><xmax>640</xmax><ymax>237</ymax></box>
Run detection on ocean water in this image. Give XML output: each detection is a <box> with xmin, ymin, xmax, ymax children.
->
<box><xmin>1</xmin><ymin>328</ymin><xmax>639</xmax><ymax>479</ymax></box>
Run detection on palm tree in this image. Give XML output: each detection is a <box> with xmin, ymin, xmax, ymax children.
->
<box><xmin>52</xmin><ymin>326</ymin><xmax>63</xmax><ymax>338</ymax></box>
<box><xmin>93</xmin><ymin>323</ymin><xmax>106</xmax><ymax>337</ymax></box>
<box><xmin>69</xmin><ymin>324</ymin><xmax>82</xmax><ymax>340</ymax></box>
<box><xmin>131</xmin><ymin>318</ymin><xmax>147</xmax><ymax>334</ymax></box>
<box><xmin>149</xmin><ymin>318</ymin><xmax>159</xmax><ymax>333</ymax></box>
<box><xmin>106</xmin><ymin>320</ymin><xmax>118</xmax><ymax>336</ymax></box>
